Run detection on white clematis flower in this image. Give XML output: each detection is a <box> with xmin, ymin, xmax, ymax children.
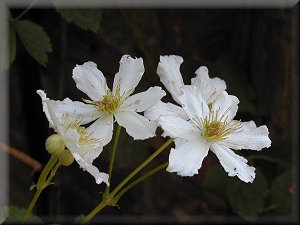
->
<box><xmin>158</xmin><ymin>86</ymin><xmax>271</xmax><ymax>183</ymax></box>
<box><xmin>146</xmin><ymin>55</ymin><xmax>226</xmax><ymax>121</ymax></box>
<box><xmin>54</xmin><ymin>55</ymin><xmax>165</xmax><ymax>146</ymax></box>
<box><xmin>37</xmin><ymin>90</ymin><xmax>109</xmax><ymax>185</ymax></box>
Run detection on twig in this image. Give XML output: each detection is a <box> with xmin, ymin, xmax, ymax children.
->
<box><xmin>0</xmin><ymin>143</ymin><xmax>42</xmax><ymax>173</ymax></box>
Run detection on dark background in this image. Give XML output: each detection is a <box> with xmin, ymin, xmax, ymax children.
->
<box><xmin>7</xmin><ymin>5</ymin><xmax>298</xmax><ymax>224</ymax></box>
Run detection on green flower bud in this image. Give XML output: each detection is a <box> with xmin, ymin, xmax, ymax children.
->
<box><xmin>45</xmin><ymin>134</ymin><xmax>65</xmax><ymax>156</ymax></box>
<box><xmin>59</xmin><ymin>149</ymin><xmax>74</xmax><ymax>166</ymax></box>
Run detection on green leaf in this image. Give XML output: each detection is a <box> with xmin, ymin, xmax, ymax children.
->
<box><xmin>202</xmin><ymin>164</ymin><xmax>230</xmax><ymax>191</ymax></box>
<box><xmin>271</xmin><ymin>169</ymin><xmax>294</xmax><ymax>214</ymax></box>
<box><xmin>13</xmin><ymin>20</ymin><xmax>52</xmax><ymax>67</ymax></box>
<box><xmin>227</xmin><ymin>169</ymin><xmax>269</xmax><ymax>222</ymax></box>
<box><xmin>3</xmin><ymin>205</ymin><xmax>44</xmax><ymax>224</ymax></box>
<box><xmin>56</xmin><ymin>8</ymin><xmax>101</xmax><ymax>33</ymax></box>
<box><xmin>9</xmin><ymin>23</ymin><xmax>16</xmax><ymax>64</ymax></box>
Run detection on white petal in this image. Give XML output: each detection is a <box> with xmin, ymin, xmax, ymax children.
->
<box><xmin>167</xmin><ymin>139</ymin><xmax>209</xmax><ymax>176</ymax></box>
<box><xmin>50</xmin><ymin>98</ymin><xmax>97</xmax><ymax>124</ymax></box>
<box><xmin>157</xmin><ymin>55</ymin><xmax>184</xmax><ymax>104</ymax></box>
<box><xmin>121</xmin><ymin>86</ymin><xmax>166</xmax><ymax>112</ymax></box>
<box><xmin>86</xmin><ymin>114</ymin><xmax>114</xmax><ymax>146</ymax></box>
<box><xmin>113</xmin><ymin>55</ymin><xmax>144</xmax><ymax>97</ymax></box>
<box><xmin>211</xmin><ymin>143</ymin><xmax>256</xmax><ymax>183</ymax></box>
<box><xmin>115</xmin><ymin>111</ymin><xmax>156</xmax><ymax>140</ymax></box>
<box><xmin>159</xmin><ymin>115</ymin><xmax>200</xmax><ymax>140</ymax></box>
<box><xmin>144</xmin><ymin>100</ymin><xmax>188</xmax><ymax>121</ymax></box>
<box><xmin>72</xmin><ymin>61</ymin><xmax>108</xmax><ymax>101</ymax></box>
<box><xmin>44</xmin><ymin>99</ymin><xmax>65</xmax><ymax>135</ymax></box>
<box><xmin>191</xmin><ymin>66</ymin><xmax>227</xmax><ymax>104</ymax></box>
<box><xmin>64</xmin><ymin>128</ymin><xmax>109</xmax><ymax>185</ymax></box>
<box><xmin>221</xmin><ymin>121</ymin><xmax>271</xmax><ymax>150</ymax></box>
<box><xmin>36</xmin><ymin>90</ymin><xmax>54</xmax><ymax>128</ymax></box>
<box><xmin>211</xmin><ymin>91</ymin><xmax>239</xmax><ymax>122</ymax></box>
<box><xmin>178</xmin><ymin>85</ymin><xmax>210</xmax><ymax>127</ymax></box>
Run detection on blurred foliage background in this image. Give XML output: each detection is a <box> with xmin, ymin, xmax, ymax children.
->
<box><xmin>2</xmin><ymin>1</ymin><xmax>299</xmax><ymax>224</ymax></box>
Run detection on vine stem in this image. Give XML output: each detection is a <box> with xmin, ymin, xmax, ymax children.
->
<box><xmin>80</xmin><ymin>139</ymin><xmax>173</xmax><ymax>224</ymax></box>
<box><xmin>110</xmin><ymin>138</ymin><xmax>173</xmax><ymax>197</ymax></box>
<box><xmin>13</xmin><ymin>0</ymin><xmax>39</xmax><ymax>21</ymax></box>
<box><xmin>23</xmin><ymin>156</ymin><xmax>58</xmax><ymax>221</ymax></box>
<box><xmin>113</xmin><ymin>162</ymin><xmax>168</xmax><ymax>203</ymax></box>
<box><xmin>104</xmin><ymin>125</ymin><xmax>122</xmax><ymax>195</ymax></box>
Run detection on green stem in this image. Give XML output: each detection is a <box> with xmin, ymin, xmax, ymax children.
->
<box><xmin>23</xmin><ymin>156</ymin><xmax>58</xmax><ymax>221</ymax></box>
<box><xmin>80</xmin><ymin>139</ymin><xmax>173</xmax><ymax>224</ymax></box>
<box><xmin>80</xmin><ymin>200</ymin><xmax>108</xmax><ymax>225</ymax></box>
<box><xmin>110</xmin><ymin>138</ymin><xmax>173</xmax><ymax>197</ymax></box>
<box><xmin>23</xmin><ymin>189</ymin><xmax>42</xmax><ymax>221</ymax></box>
<box><xmin>113</xmin><ymin>162</ymin><xmax>168</xmax><ymax>204</ymax></box>
<box><xmin>105</xmin><ymin>125</ymin><xmax>122</xmax><ymax>195</ymax></box>
<box><xmin>45</xmin><ymin>162</ymin><xmax>61</xmax><ymax>185</ymax></box>
<box><xmin>13</xmin><ymin>0</ymin><xmax>39</xmax><ymax>21</ymax></box>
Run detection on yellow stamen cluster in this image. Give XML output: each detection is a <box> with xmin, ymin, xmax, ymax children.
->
<box><xmin>62</xmin><ymin>114</ymin><xmax>99</xmax><ymax>148</ymax></box>
<box><xmin>201</xmin><ymin>109</ymin><xmax>241</xmax><ymax>143</ymax></box>
<box><xmin>84</xmin><ymin>88</ymin><xmax>122</xmax><ymax>114</ymax></box>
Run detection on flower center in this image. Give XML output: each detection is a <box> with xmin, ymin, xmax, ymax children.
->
<box><xmin>84</xmin><ymin>89</ymin><xmax>122</xmax><ymax>114</ymax></box>
<box><xmin>201</xmin><ymin>109</ymin><xmax>241</xmax><ymax>143</ymax></box>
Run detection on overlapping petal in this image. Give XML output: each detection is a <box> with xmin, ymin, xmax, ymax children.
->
<box><xmin>211</xmin><ymin>91</ymin><xmax>239</xmax><ymax>122</ymax></box>
<box><xmin>144</xmin><ymin>100</ymin><xmax>188</xmax><ymax>121</ymax></box>
<box><xmin>178</xmin><ymin>85</ymin><xmax>210</xmax><ymax>127</ymax></box>
<box><xmin>167</xmin><ymin>139</ymin><xmax>209</xmax><ymax>176</ymax></box>
<box><xmin>115</xmin><ymin>110</ymin><xmax>157</xmax><ymax>140</ymax></box>
<box><xmin>158</xmin><ymin>115</ymin><xmax>200</xmax><ymax>140</ymax></box>
<box><xmin>221</xmin><ymin>121</ymin><xmax>271</xmax><ymax>151</ymax></box>
<box><xmin>121</xmin><ymin>86</ymin><xmax>166</xmax><ymax>112</ymax></box>
<box><xmin>72</xmin><ymin>61</ymin><xmax>108</xmax><ymax>101</ymax></box>
<box><xmin>157</xmin><ymin>55</ymin><xmax>184</xmax><ymax>104</ymax></box>
<box><xmin>191</xmin><ymin>66</ymin><xmax>226</xmax><ymax>104</ymax></box>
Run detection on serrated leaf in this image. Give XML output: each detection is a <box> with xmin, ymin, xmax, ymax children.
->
<box><xmin>56</xmin><ymin>8</ymin><xmax>101</xmax><ymax>33</ymax></box>
<box><xmin>9</xmin><ymin>23</ymin><xmax>16</xmax><ymax>64</ymax></box>
<box><xmin>13</xmin><ymin>20</ymin><xmax>52</xmax><ymax>67</ymax></box>
<box><xmin>3</xmin><ymin>205</ymin><xmax>44</xmax><ymax>224</ymax></box>
<box><xmin>271</xmin><ymin>169</ymin><xmax>293</xmax><ymax>214</ymax></box>
<box><xmin>202</xmin><ymin>164</ymin><xmax>230</xmax><ymax>191</ymax></box>
<box><xmin>227</xmin><ymin>169</ymin><xmax>269</xmax><ymax>222</ymax></box>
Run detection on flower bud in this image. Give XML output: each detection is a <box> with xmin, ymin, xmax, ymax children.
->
<box><xmin>59</xmin><ymin>149</ymin><xmax>74</xmax><ymax>166</ymax></box>
<box><xmin>45</xmin><ymin>134</ymin><xmax>65</xmax><ymax>156</ymax></box>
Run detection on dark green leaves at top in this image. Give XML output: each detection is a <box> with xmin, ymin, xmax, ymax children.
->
<box><xmin>227</xmin><ymin>169</ymin><xmax>269</xmax><ymax>222</ymax></box>
<box><xmin>3</xmin><ymin>205</ymin><xmax>44</xmax><ymax>224</ymax></box>
<box><xmin>56</xmin><ymin>9</ymin><xmax>102</xmax><ymax>33</ymax></box>
<box><xmin>13</xmin><ymin>20</ymin><xmax>52</xmax><ymax>67</ymax></box>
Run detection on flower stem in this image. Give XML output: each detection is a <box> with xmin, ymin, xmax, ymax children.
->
<box><xmin>23</xmin><ymin>156</ymin><xmax>58</xmax><ymax>221</ymax></box>
<box><xmin>110</xmin><ymin>138</ymin><xmax>173</xmax><ymax>197</ymax></box>
<box><xmin>13</xmin><ymin>0</ymin><xmax>39</xmax><ymax>21</ymax></box>
<box><xmin>105</xmin><ymin>125</ymin><xmax>122</xmax><ymax>195</ymax></box>
<box><xmin>80</xmin><ymin>139</ymin><xmax>173</xmax><ymax>224</ymax></box>
<box><xmin>80</xmin><ymin>200</ymin><xmax>108</xmax><ymax>225</ymax></box>
<box><xmin>113</xmin><ymin>162</ymin><xmax>168</xmax><ymax>204</ymax></box>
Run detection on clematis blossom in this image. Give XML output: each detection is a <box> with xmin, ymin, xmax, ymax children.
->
<box><xmin>37</xmin><ymin>90</ymin><xmax>109</xmax><ymax>185</ymax></box>
<box><xmin>54</xmin><ymin>55</ymin><xmax>165</xmax><ymax>146</ymax></box>
<box><xmin>158</xmin><ymin>86</ymin><xmax>271</xmax><ymax>183</ymax></box>
<box><xmin>145</xmin><ymin>55</ymin><xmax>226</xmax><ymax>121</ymax></box>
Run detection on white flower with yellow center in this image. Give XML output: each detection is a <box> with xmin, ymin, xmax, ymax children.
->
<box><xmin>145</xmin><ymin>55</ymin><xmax>226</xmax><ymax>121</ymax></box>
<box><xmin>37</xmin><ymin>90</ymin><xmax>109</xmax><ymax>185</ymax></box>
<box><xmin>158</xmin><ymin>86</ymin><xmax>271</xmax><ymax>183</ymax></box>
<box><xmin>54</xmin><ymin>55</ymin><xmax>166</xmax><ymax>146</ymax></box>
